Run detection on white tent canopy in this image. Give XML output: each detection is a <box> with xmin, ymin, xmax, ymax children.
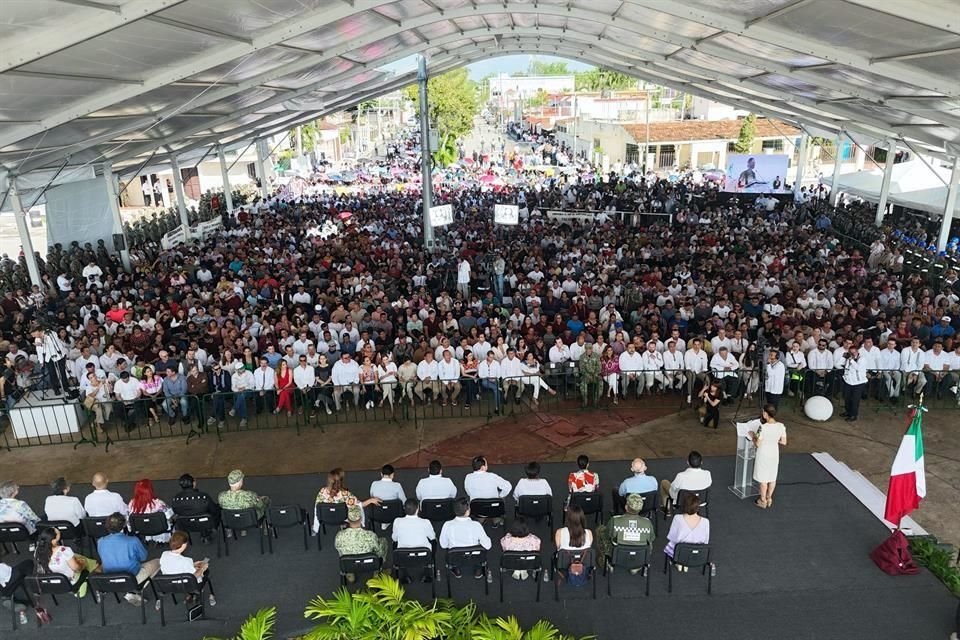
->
<box><xmin>825</xmin><ymin>160</ymin><xmax>951</xmax><ymax>200</ymax></box>
<box><xmin>0</xmin><ymin>0</ymin><xmax>959</xmax><ymax>199</ymax></box>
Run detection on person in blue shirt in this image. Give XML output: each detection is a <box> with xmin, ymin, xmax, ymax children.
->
<box><xmin>566</xmin><ymin>314</ymin><xmax>585</xmax><ymax>338</ymax></box>
<box><xmin>931</xmin><ymin>316</ymin><xmax>955</xmax><ymax>341</ymax></box>
<box><xmin>97</xmin><ymin>513</ymin><xmax>160</xmax><ymax>606</ymax></box>
<box><xmin>618</xmin><ymin>458</ymin><xmax>658</xmax><ymax>497</ymax></box>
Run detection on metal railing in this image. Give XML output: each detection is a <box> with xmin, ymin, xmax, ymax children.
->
<box><xmin>1</xmin><ymin>368</ymin><xmax>956</xmax><ymax>451</ymax></box>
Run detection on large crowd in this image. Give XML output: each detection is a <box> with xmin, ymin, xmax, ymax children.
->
<box><xmin>1</xmin><ymin>127</ymin><xmax>960</xmax><ymax>438</ymax></box>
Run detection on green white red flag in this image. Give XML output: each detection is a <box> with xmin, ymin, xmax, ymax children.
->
<box><xmin>883</xmin><ymin>405</ymin><xmax>926</xmax><ymax>527</ymax></box>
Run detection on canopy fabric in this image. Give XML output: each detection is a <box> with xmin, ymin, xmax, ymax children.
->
<box><xmin>824</xmin><ymin>160</ymin><xmax>958</xmax><ymax>216</ymax></box>
<box><xmin>1</xmin><ymin>0</ymin><xmax>959</xmax><ymax>189</ymax></box>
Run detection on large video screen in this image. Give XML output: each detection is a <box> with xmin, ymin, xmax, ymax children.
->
<box><xmin>724</xmin><ymin>154</ymin><xmax>789</xmax><ymax>193</ymax></box>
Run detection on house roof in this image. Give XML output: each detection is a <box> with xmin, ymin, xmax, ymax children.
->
<box><xmin>622</xmin><ymin>118</ymin><xmax>800</xmax><ymax>144</ymax></box>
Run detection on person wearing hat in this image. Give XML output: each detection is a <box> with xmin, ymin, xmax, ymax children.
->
<box><xmin>931</xmin><ymin>315</ymin><xmax>956</xmax><ymax>342</ymax></box>
<box><xmin>596</xmin><ymin>493</ymin><xmax>655</xmax><ymax>569</ymax></box>
<box><xmin>217</xmin><ymin>470</ymin><xmax>269</xmax><ymax>523</ymax></box>
<box><xmin>334</xmin><ymin>504</ymin><xmax>387</xmax><ymax>582</ymax></box>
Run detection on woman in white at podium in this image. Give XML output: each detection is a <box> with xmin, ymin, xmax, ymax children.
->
<box><xmin>749</xmin><ymin>404</ymin><xmax>787</xmax><ymax>509</ymax></box>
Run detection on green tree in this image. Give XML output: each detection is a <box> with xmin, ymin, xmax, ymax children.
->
<box><xmin>204</xmin><ymin>607</ymin><xmax>276</xmax><ymax>640</ymax></box>
<box><xmin>574</xmin><ymin>68</ymin><xmax>636</xmax><ymax>92</ymax></box>
<box><xmin>526</xmin><ymin>88</ymin><xmax>550</xmax><ymax>108</ymax></box>
<box><xmin>403</xmin><ymin>68</ymin><xmax>479</xmax><ymax>167</ymax></box>
<box><xmin>735</xmin><ymin>113</ymin><xmax>757</xmax><ymax>154</ymax></box>
<box><xmin>529</xmin><ymin>60</ymin><xmax>570</xmax><ymax>76</ymax></box>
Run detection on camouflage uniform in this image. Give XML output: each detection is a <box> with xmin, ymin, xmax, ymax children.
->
<box><xmin>334</xmin><ymin>526</ymin><xmax>388</xmax><ymax>560</ymax></box>
<box><xmin>578</xmin><ymin>350</ymin><xmax>602</xmax><ymax>407</ymax></box>
<box><xmin>217</xmin><ymin>489</ymin><xmax>268</xmax><ymax>519</ymax></box>
<box><xmin>597</xmin><ymin>494</ymin><xmax>655</xmax><ymax>566</ymax></box>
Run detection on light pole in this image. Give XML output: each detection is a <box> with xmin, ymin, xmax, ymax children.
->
<box><xmin>417</xmin><ymin>55</ymin><xmax>435</xmax><ymax>248</ymax></box>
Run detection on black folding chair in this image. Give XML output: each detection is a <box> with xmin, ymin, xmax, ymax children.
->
<box><xmin>674</xmin><ymin>488</ymin><xmax>710</xmax><ymax>518</ymax></box>
<box><xmin>553</xmin><ymin>548</ymin><xmax>597</xmax><ymax>601</ymax></box>
<box><xmin>566</xmin><ymin>492</ymin><xmax>603</xmax><ymax>524</ymax></box>
<box><xmin>152</xmin><ymin>573</ymin><xmax>215</xmax><ymax>627</ymax></box>
<box><xmin>26</xmin><ymin>572</ymin><xmax>89</xmax><ymax>625</ymax></box>
<box><xmin>338</xmin><ymin>553</ymin><xmax>383</xmax><ymax>589</ymax></box>
<box><xmin>220</xmin><ymin>508</ymin><xmax>266</xmax><ymax>556</ymax></box>
<box><xmin>36</xmin><ymin>520</ymin><xmax>84</xmax><ymax>548</ymax></box>
<box><xmin>314</xmin><ymin>502</ymin><xmax>347</xmax><ymax>551</ymax></box>
<box><xmin>469</xmin><ymin>498</ymin><xmax>506</xmax><ymax>524</ymax></box>
<box><xmin>664</xmin><ymin>543</ymin><xmax>713</xmax><ymax>594</ymax></box>
<box><xmin>392</xmin><ymin>547</ymin><xmax>436</xmax><ymax>599</ymax></box>
<box><xmin>636</xmin><ymin>490</ymin><xmax>660</xmax><ymax>536</ymax></box>
<box><xmin>174</xmin><ymin>514</ymin><xmax>221</xmax><ymax>558</ymax></box>
<box><xmin>605</xmin><ymin>544</ymin><xmax>651</xmax><ymax>596</ymax></box>
<box><xmin>419</xmin><ymin>499</ymin><xmax>455</xmax><ymax>533</ymax></box>
<box><xmin>444</xmin><ymin>546</ymin><xmax>489</xmax><ymax>598</ymax></box>
<box><xmin>129</xmin><ymin>512</ymin><xmax>171</xmax><ymax>544</ymax></box>
<box><xmin>0</xmin><ymin>523</ymin><xmax>32</xmax><ymax>555</ymax></box>
<box><xmin>267</xmin><ymin>505</ymin><xmax>309</xmax><ymax>552</ymax></box>
<box><xmin>0</xmin><ymin>571</ymin><xmax>30</xmax><ymax>631</ymax></box>
<box><xmin>80</xmin><ymin>516</ymin><xmax>111</xmax><ymax>557</ymax></box>
<box><xmin>515</xmin><ymin>495</ymin><xmax>553</xmax><ymax>531</ymax></box>
<box><xmin>87</xmin><ymin>573</ymin><xmax>156</xmax><ymax>626</ymax></box>
<box><xmin>498</xmin><ymin>551</ymin><xmax>542</xmax><ymax>602</ymax></box>
<box><xmin>368</xmin><ymin>500</ymin><xmax>404</xmax><ymax>535</ymax></box>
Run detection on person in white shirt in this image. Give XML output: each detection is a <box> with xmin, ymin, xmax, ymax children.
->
<box><xmin>438</xmin><ymin>498</ymin><xmax>492</xmax><ymax>578</ymax></box>
<box><xmin>859</xmin><ymin>337</ymin><xmax>882</xmax><ymax>400</ymax></box>
<box><xmin>478</xmin><ymin>351</ymin><xmax>503</xmax><ymax>413</ymax></box>
<box><xmin>877</xmin><ymin>338</ymin><xmax>903</xmax><ymax>402</ymax></box>
<box><xmin>464</xmin><ymin>456</ymin><xmax>512</xmax><ymax>502</ymax></box>
<box><xmin>331</xmin><ymin>352</ymin><xmax>361</xmax><ymax>410</ymax></box>
<box><xmin>548</xmin><ymin>338</ymin><xmax>571</xmax><ymax>365</ymax></box>
<box><xmin>512</xmin><ymin>461</ymin><xmax>552</xmax><ymax>501</ymax></box>
<box><xmin>841</xmin><ymin>346</ymin><xmax>869</xmax><ymax>421</ymax></box>
<box><xmin>729</xmin><ymin>331</ymin><xmax>749</xmax><ymax>357</ymax></box>
<box><xmin>415</xmin><ymin>460</ymin><xmax>458</xmax><ymax>502</ymax></box>
<box><xmin>471</xmin><ymin>338</ymin><xmax>492</xmax><ymax>361</ymax></box>
<box><xmin>900</xmin><ymin>337</ymin><xmax>926</xmax><ymax>396</ymax></box>
<box><xmin>807</xmin><ymin>339</ymin><xmax>834</xmax><ymax>396</ymax></box>
<box><xmin>369</xmin><ymin>464</ymin><xmax>407</xmax><ymax>503</ymax></box>
<box><xmin>159</xmin><ymin>531</ymin><xmax>215</xmax><ymax>605</ymax></box>
<box><xmin>437</xmin><ymin>351</ymin><xmax>462</xmax><ymax>406</ymax></box>
<box><xmin>642</xmin><ymin>341</ymin><xmax>666</xmax><ymax>393</ymax></box>
<box><xmin>710</xmin><ymin>329</ymin><xmax>732</xmax><ymax>354</ymax></box>
<box><xmin>923</xmin><ymin>341</ymin><xmax>952</xmax><ymax>398</ymax></box>
<box><xmin>83</xmin><ymin>472</ymin><xmax>128</xmax><ymax>517</ymax></box>
<box><xmin>659</xmin><ymin>451</ymin><xmax>713</xmax><ymax>514</ymax></box>
<box><xmin>764</xmin><ymin>351</ymin><xmax>785</xmax><ymax>409</ymax></box>
<box><xmin>520</xmin><ymin>352</ymin><xmax>556</xmax><ymax>406</ymax></box>
<box><xmin>683</xmin><ymin>339</ymin><xmax>709</xmax><ymax>404</ymax></box>
<box><xmin>709</xmin><ymin>346</ymin><xmax>740</xmax><ymax>400</ymax></box>
<box><xmin>784</xmin><ymin>343</ymin><xmax>807</xmax><ymax>397</ymax></box>
<box><xmin>618</xmin><ymin>343</ymin><xmax>645</xmax><ymax>398</ymax></box>
<box><xmin>662</xmin><ymin>340</ymin><xmax>685</xmax><ymax>391</ymax></box>
<box><xmin>253</xmin><ymin>358</ymin><xmax>277</xmax><ymax>414</ymax></box>
<box><xmin>377</xmin><ymin>353</ymin><xmax>399</xmax><ymax>411</ymax></box>
<box><xmin>415</xmin><ymin>351</ymin><xmax>441</xmax><ymax>404</ymax></box>
<box><xmin>44</xmin><ymin>477</ymin><xmax>87</xmax><ymax>529</ymax></box>
<box><xmin>391</xmin><ymin>499</ymin><xmax>437</xmax><ymax>583</ymax></box>
<box><xmin>457</xmin><ymin>258</ymin><xmax>472</xmax><ymax>300</ymax></box>
<box><xmin>499</xmin><ymin>348</ymin><xmax>524</xmax><ymax>403</ymax></box>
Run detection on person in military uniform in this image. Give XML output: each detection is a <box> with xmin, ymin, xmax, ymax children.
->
<box><xmin>334</xmin><ymin>504</ymin><xmax>388</xmax><ymax>582</ymax></box>
<box><xmin>596</xmin><ymin>493</ymin><xmax>655</xmax><ymax>570</ymax></box>
<box><xmin>217</xmin><ymin>469</ymin><xmax>269</xmax><ymax>523</ymax></box>
<box><xmin>578</xmin><ymin>346</ymin><xmax>602</xmax><ymax>407</ymax></box>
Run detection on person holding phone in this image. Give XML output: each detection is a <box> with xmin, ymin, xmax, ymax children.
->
<box><xmin>159</xmin><ymin>531</ymin><xmax>215</xmax><ymax>607</ymax></box>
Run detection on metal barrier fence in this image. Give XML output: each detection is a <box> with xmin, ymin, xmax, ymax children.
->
<box><xmin>1</xmin><ymin>368</ymin><xmax>957</xmax><ymax>451</ymax></box>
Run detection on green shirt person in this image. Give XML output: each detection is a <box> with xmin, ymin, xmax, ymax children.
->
<box><xmin>335</xmin><ymin>505</ymin><xmax>388</xmax><ymax>582</ymax></box>
<box><xmin>217</xmin><ymin>469</ymin><xmax>269</xmax><ymax>519</ymax></box>
<box><xmin>578</xmin><ymin>349</ymin><xmax>602</xmax><ymax>407</ymax></box>
<box><xmin>597</xmin><ymin>493</ymin><xmax>655</xmax><ymax>567</ymax></box>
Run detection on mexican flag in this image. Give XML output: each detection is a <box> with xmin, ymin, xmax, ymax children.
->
<box><xmin>883</xmin><ymin>407</ymin><xmax>926</xmax><ymax>527</ymax></box>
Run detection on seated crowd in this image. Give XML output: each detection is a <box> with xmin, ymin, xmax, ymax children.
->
<box><xmin>0</xmin><ymin>453</ymin><xmax>714</xmax><ymax>621</ymax></box>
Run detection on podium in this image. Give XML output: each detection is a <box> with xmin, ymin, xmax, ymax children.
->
<box><xmin>729</xmin><ymin>419</ymin><xmax>759</xmax><ymax>499</ymax></box>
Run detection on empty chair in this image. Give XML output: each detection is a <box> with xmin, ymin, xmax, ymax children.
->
<box><xmin>25</xmin><ymin>572</ymin><xmax>89</xmax><ymax>625</ymax></box>
<box><xmin>498</xmin><ymin>551</ymin><xmax>542</xmax><ymax>602</ymax></box>
<box><xmin>87</xmin><ymin>573</ymin><xmax>156</xmax><ymax>626</ymax></box>
<box><xmin>129</xmin><ymin>512</ymin><xmax>171</xmax><ymax>544</ymax></box>
<box><xmin>152</xmin><ymin>573</ymin><xmax>216</xmax><ymax>627</ymax></box>
<box><xmin>674</xmin><ymin>488</ymin><xmax>710</xmax><ymax>518</ymax></box>
<box><xmin>515</xmin><ymin>495</ymin><xmax>553</xmax><ymax>531</ymax></box>
<box><xmin>392</xmin><ymin>547</ymin><xmax>436</xmax><ymax>599</ymax></box>
<box><xmin>338</xmin><ymin>553</ymin><xmax>383</xmax><ymax>589</ymax></box>
<box><xmin>220</xmin><ymin>508</ymin><xmax>266</xmax><ymax>556</ymax></box>
<box><xmin>664</xmin><ymin>543</ymin><xmax>713</xmax><ymax>594</ymax></box>
<box><xmin>368</xmin><ymin>499</ymin><xmax>404</xmax><ymax>534</ymax></box>
<box><xmin>469</xmin><ymin>498</ymin><xmax>506</xmax><ymax>523</ymax></box>
<box><xmin>80</xmin><ymin>516</ymin><xmax>111</xmax><ymax>557</ymax></box>
<box><xmin>552</xmin><ymin>548</ymin><xmax>597</xmax><ymax>601</ymax></box>
<box><xmin>605</xmin><ymin>544</ymin><xmax>651</xmax><ymax>596</ymax></box>
<box><xmin>444</xmin><ymin>546</ymin><xmax>489</xmax><ymax>598</ymax></box>
<box><xmin>36</xmin><ymin>520</ymin><xmax>83</xmax><ymax>547</ymax></box>
<box><xmin>174</xmin><ymin>514</ymin><xmax>221</xmax><ymax>558</ymax></box>
<box><xmin>0</xmin><ymin>523</ymin><xmax>32</xmax><ymax>555</ymax></box>
<box><xmin>566</xmin><ymin>493</ymin><xmax>603</xmax><ymax>524</ymax></box>
<box><xmin>267</xmin><ymin>505</ymin><xmax>309</xmax><ymax>552</ymax></box>
<box><xmin>314</xmin><ymin>502</ymin><xmax>348</xmax><ymax>551</ymax></box>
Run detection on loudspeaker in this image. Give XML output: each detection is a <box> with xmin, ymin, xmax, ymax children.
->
<box><xmin>113</xmin><ymin>234</ymin><xmax>125</xmax><ymax>251</ymax></box>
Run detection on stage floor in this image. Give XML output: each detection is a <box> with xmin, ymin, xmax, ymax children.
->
<box><xmin>6</xmin><ymin>454</ymin><xmax>956</xmax><ymax>639</ymax></box>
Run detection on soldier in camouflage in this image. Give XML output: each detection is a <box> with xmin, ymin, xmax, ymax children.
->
<box><xmin>217</xmin><ymin>469</ymin><xmax>269</xmax><ymax>520</ymax></box>
<box><xmin>578</xmin><ymin>347</ymin><xmax>602</xmax><ymax>407</ymax></box>
<box><xmin>335</xmin><ymin>505</ymin><xmax>388</xmax><ymax>582</ymax></box>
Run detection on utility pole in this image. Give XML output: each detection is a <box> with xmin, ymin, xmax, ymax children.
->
<box><xmin>418</xmin><ymin>55</ymin><xmax>435</xmax><ymax>248</ymax></box>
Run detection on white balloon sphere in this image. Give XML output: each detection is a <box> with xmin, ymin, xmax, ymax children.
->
<box><xmin>804</xmin><ymin>395</ymin><xmax>833</xmax><ymax>421</ymax></box>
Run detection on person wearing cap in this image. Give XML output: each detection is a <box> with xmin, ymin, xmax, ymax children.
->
<box><xmin>217</xmin><ymin>470</ymin><xmax>269</xmax><ymax>521</ymax></box>
<box><xmin>596</xmin><ymin>493</ymin><xmax>655</xmax><ymax>569</ymax></box>
<box><xmin>932</xmin><ymin>315</ymin><xmax>956</xmax><ymax>342</ymax></box>
<box><xmin>229</xmin><ymin>362</ymin><xmax>255</xmax><ymax>427</ymax></box>
<box><xmin>334</xmin><ymin>504</ymin><xmax>387</xmax><ymax>582</ymax></box>
<box><xmin>44</xmin><ymin>477</ymin><xmax>87</xmax><ymax>531</ymax></box>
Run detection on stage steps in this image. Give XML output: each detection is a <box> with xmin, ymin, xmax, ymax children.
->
<box><xmin>811</xmin><ymin>452</ymin><xmax>928</xmax><ymax>536</ymax></box>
